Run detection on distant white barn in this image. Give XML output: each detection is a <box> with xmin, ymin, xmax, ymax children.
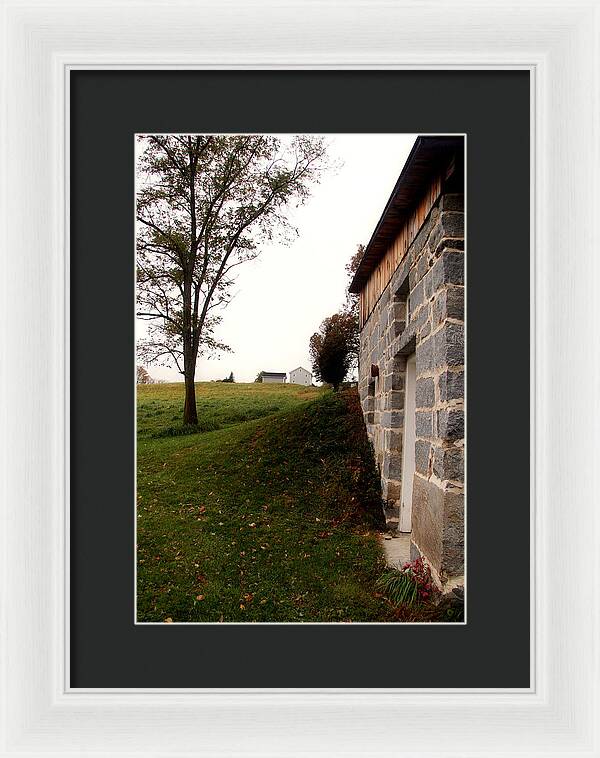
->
<box><xmin>289</xmin><ymin>366</ymin><xmax>312</xmax><ymax>386</ymax></box>
<box><xmin>257</xmin><ymin>371</ymin><xmax>287</xmax><ymax>384</ymax></box>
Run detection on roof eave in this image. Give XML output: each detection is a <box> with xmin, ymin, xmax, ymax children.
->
<box><xmin>348</xmin><ymin>136</ymin><xmax>463</xmax><ymax>294</ymax></box>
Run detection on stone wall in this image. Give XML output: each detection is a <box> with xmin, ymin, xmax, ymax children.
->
<box><xmin>358</xmin><ymin>191</ymin><xmax>465</xmax><ymax>588</ymax></box>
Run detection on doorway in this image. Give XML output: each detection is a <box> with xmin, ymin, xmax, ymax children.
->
<box><xmin>399</xmin><ymin>353</ymin><xmax>416</xmax><ymax>533</ymax></box>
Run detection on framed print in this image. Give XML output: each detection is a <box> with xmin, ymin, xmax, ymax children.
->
<box><xmin>2</xmin><ymin>1</ymin><xmax>599</xmax><ymax>756</ymax></box>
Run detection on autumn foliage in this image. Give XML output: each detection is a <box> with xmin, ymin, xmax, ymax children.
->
<box><xmin>309</xmin><ymin>311</ymin><xmax>359</xmax><ymax>390</ymax></box>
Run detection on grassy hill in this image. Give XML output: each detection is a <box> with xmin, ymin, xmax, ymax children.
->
<box><xmin>137</xmin><ymin>381</ymin><xmax>390</xmax><ymax>622</ymax></box>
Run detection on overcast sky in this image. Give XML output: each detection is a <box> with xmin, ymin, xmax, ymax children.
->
<box><xmin>137</xmin><ymin>134</ymin><xmax>417</xmax><ymax>383</ymax></box>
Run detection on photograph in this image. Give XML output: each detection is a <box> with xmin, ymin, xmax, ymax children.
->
<box><xmin>135</xmin><ymin>133</ymin><xmax>465</xmax><ymax>623</ymax></box>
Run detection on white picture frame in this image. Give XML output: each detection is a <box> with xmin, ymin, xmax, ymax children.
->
<box><xmin>1</xmin><ymin>1</ymin><xmax>599</xmax><ymax>755</ymax></box>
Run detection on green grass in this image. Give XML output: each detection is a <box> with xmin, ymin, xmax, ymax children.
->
<box><xmin>137</xmin><ymin>380</ymin><xmax>322</xmax><ymax>439</ymax></box>
<box><xmin>137</xmin><ymin>381</ymin><xmax>392</xmax><ymax>622</ymax></box>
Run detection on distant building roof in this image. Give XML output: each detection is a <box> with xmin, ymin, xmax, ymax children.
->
<box><xmin>290</xmin><ymin>366</ymin><xmax>312</xmax><ymax>375</ymax></box>
<box><xmin>349</xmin><ymin>136</ymin><xmax>464</xmax><ymax>294</ymax></box>
<box><xmin>259</xmin><ymin>371</ymin><xmax>286</xmax><ymax>377</ymax></box>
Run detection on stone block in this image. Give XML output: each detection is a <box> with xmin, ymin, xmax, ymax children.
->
<box><xmin>429</xmin><ymin>211</ymin><xmax>464</xmax><ymax>252</ymax></box>
<box><xmin>411</xmin><ymin>475</ymin><xmax>445</xmax><ymax>573</ymax></box>
<box><xmin>387</xmin><ymin>390</ymin><xmax>405</xmax><ymax>410</ymax></box>
<box><xmin>415</xmin><ymin>440</ymin><xmax>431</xmax><ymax>475</ymax></box>
<box><xmin>411</xmin><ymin>303</ymin><xmax>429</xmax><ymax>332</ymax></box>
<box><xmin>431</xmin><ymin>250</ymin><xmax>464</xmax><ymax>292</ymax></box>
<box><xmin>438</xmin><ymin>370</ymin><xmax>464</xmax><ymax>402</ymax></box>
<box><xmin>383</xmin><ymin>453</ymin><xmax>402</xmax><ymax>479</ymax></box>
<box><xmin>416</xmin><ymin>377</ymin><xmax>435</xmax><ymax>408</ymax></box>
<box><xmin>381</xmin><ymin>410</ymin><xmax>403</xmax><ymax>428</ymax></box>
<box><xmin>392</xmin><ymin>353</ymin><xmax>407</xmax><ymax>373</ymax></box>
<box><xmin>431</xmin><ymin>294</ymin><xmax>443</xmax><ymax>329</ymax></box>
<box><xmin>437</xmin><ymin>408</ymin><xmax>464</xmax><ymax>441</ymax></box>
<box><xmin>412</xmin><ymin>480</ymin><xmax>465</xmax><ymax>579</ymax></box>
<box><xmin>416</xmin><ymin>336</ymin><xmax>434</xmax><ymax>375</ymax></box>
<box><xmin>422</xmin><ymin>268</ymin><xmax>434</xmax><ymax>300</ymax></box>
<box><xmin>415</xmin><ymin>411</ymin><xmax>433</xmax><ymax>438</ymax></box>
<box><xmin>435</xmin><ymin>237</ymin><xmax>464</xmax><ymax>255</ymax></box>
<box><xmin>447</xmin><ymin>286</ymin><xmax>464</xmax><ymax>321</ymax></box>
<box><xmin>434</xmin><ymin>322</ymin><xmax>464</xmax><ymax>369</ymax></box>
<box><xmin>440</xmin><ymin>210</ymin><xmax>464</xmax><ymax>238</ymax></box>
<box><xmin>440</xmin><ymin>193</ymin><xmax>464</xmax><ymax>212</ymax></box>
<box><xmin>389</xmin><ymin>368</ymin><xmax>404</xmax><ymax>391</ymax></box>
<box><xmin>392</xmin><ymin>299</ymin><xmax>407</xmax><ymax>321</ymax></box>
<box><xmin>410</xmin><ymin>279</ymin><xmax>425</xmax><ymax>311</ymax></box>
<box><xmin>391</xmin><ymin>318</ymin><xmax>406</xmax><ymax>338</ymax></box>
<box><xmin>442</xmin><ymin>490</ymin><xmax>465</xmax><ymax>576</ymax></box>
<box><xmin>418</xmin><ymin>320</ymin><xmax>431</xmax><ymax>340</ymax></box>
<box><xmin>389</xmin><ymin>301</ymin><xmax>407</xmax><ymax>337</ymax></box>
<box><xmin>433</xmin><ymin>446</ymin><xmax>464</xmax><ymax>482</ymax></box>
<box><xmin>432</xmin><ymin>286</ymin><xmax>464</xmax><ymax>329</ymax></box>
<box><xmin>384</xmin><ymin>428</ymin><xmax>402</xmax><ymax>451</ymax></box>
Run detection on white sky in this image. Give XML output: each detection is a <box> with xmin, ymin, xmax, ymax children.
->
<box><xmin>137</xmin><ymin>134</ymin><xmax>417</xmax><ymax>383</ymax></box>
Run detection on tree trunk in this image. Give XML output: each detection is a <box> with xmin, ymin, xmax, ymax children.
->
<box><xmin>183</xmin><ymin>372</ymin><xmax>198</xmax><ymax>425</ymax></box>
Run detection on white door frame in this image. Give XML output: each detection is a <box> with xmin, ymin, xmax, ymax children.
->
<box><xmin>399</xmin><ymin>353</ymin><xmax>416</xmax><ymax>533</ymax></box>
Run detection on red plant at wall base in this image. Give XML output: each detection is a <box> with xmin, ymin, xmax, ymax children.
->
<box><xmin>376</xmin><ymin>556</ymin><xmax>439</xmax><ymax>607</ymax></box>
<box><xmin>399</xmin><ymin>557</ymin><xmax>436</xmax><ymax>602</ymax></box>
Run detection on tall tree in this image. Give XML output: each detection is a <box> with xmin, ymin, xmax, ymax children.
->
<box><xmin>309</xmin><ymin>311</ymin><xmax>359</xmax><ymax>391</ymax></box>
<box><xmin>136</xmin><ymin>135</ymin><xmax>328</xmax><ymax>424</ymax></box>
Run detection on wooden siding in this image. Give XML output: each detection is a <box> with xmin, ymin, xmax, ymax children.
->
<box><xmin>359</xmin><ymin>175</ymin><xmax>442</xmax><ymax>328</ymax></box>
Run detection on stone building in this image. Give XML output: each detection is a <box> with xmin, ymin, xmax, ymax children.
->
<box><xmin>348</xmin><ymin>136</ymin><xmax>465</xmax><ymax>591</ymax></box>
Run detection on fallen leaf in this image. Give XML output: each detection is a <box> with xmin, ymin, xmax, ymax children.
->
<box><xmin>196</xmin><ymin>594</ymin><xmax>205</xmax><ymax>601</ymax></box>
<box><xmin>164</xmin><ymin>618</ymin><xmax>173</xmax><ymax>623</ymax></box>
